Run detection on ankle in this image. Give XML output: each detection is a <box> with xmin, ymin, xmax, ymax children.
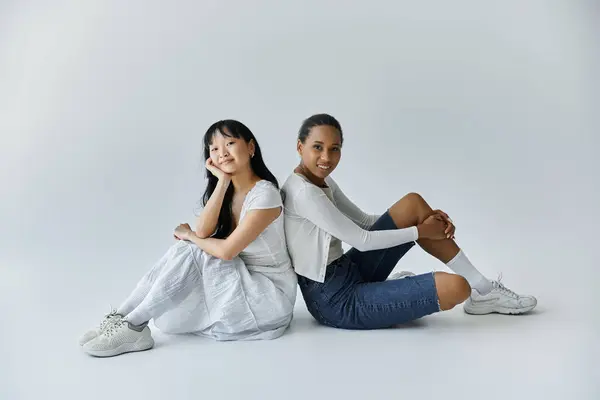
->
<box><xmin>126</xmin><ymin>320</ymin><xmax>148</xmax><ymax>332</ymax></box>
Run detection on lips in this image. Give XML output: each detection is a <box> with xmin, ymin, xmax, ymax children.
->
<box><xmin>317</xmin><ymin>164</ymin><xmax>331</xmax><ymax>170</ymax></box>
<box><xmin>220</xmin><ymin>160</ymin><xmax>233</xmax><ymax>166</ymax></box>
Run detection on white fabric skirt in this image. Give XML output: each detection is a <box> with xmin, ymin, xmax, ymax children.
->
<box><xmin>147</xmin><ymin>240</ymin><xmax>297</xmax><ymax>341</ymax></box>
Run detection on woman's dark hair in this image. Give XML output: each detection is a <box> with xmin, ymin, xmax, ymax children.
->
<box><xmin>297</xmin><ymin>113</ymin><xmax>344</xmax><ymax>144</ymax></box>
<box><xmin>201</xmin><ymin>119</ymin><xmax>279</xmax><ymax>239</ymax></box>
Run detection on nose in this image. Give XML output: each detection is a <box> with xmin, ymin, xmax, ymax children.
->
<box><xmin>218</xmin><ymin>147</ymin><xmax>229</xmax><ymax>159</ymax></box>
<box><xmin>320</xmin><ymin>151</ymin><xmax>331</xmax><ymax>162</ymax></box>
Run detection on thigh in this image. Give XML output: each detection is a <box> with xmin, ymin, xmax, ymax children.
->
<box><xmin>346</xmin><ymin>272</ymin><xmax>441</xmax><ymax>329</ymax></box>
<box><xmin>297</xmin><ymin>257</ymin><xmax>361</xmax><ymax>327</ymax></box>
<box><xmin>345</xmin><ymin>211</ymin><xmax>416</xmax><ymax>282</ymax></box>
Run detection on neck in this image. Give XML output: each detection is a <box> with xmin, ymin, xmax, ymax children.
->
<box><xmin>295</xmin><ymin>163</ymin><xmax>327</xmax><ymax>187</ymax></box>
<box><xmin>231</xmin><ymin>166</ymin><xmax>260</xmax><ymax>193</ymax></box>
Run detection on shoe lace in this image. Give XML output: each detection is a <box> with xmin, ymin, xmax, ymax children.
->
<box><xmin>98</xmin><ymin>306</ymin><xmax>123</xmax><ymax>332</ymax></box>
<box><xmin>102</xmin><ymin>318</ymin><xmax>127</xmax><ymax>338</ymax></box>
<box><xmin>492</xmin><ymin>273</ymin><xmax>519</xmax><ymax>299</ymax></box>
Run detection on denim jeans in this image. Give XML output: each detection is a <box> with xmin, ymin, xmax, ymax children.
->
<box><xmin>298</xmin><ymin>211</ymin><xmax>441</xmax><ymax>329</ymax></box>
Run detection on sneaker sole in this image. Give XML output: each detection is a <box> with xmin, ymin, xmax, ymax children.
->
<box><xmin>463</xmin><ymin>303</ymin><xmax>537</xmax><ymax>315</ymax></box>
<box><xmin>84</xmin><ymin>336</ymin><xmax>155</xmax><ymax>357</ymax></box>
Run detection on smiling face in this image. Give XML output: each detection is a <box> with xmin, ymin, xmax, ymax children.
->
<box><xmin>297</xmin><ymin>124</ymin><xmax>342</xmax><ymax>183</ymax></box>
<box><xmin>208</xmin><ymin>128</ymin><xmax>254</xmax><ymax>175</ymax></box>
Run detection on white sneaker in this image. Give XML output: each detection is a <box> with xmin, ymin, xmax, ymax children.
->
<box><xmin>388</xmin><ymin>271</ymin><xmax>416</xmax><ymax>280</ymax></box>
<box><xmin>82</xmin><ymin>319</ymin><xmax>154</xmax><ymax>357</ymax></box>
<box><xmin>463</xmin><ymin>275</ymin><xmax>537</xmax><ymax>315</ymax></box>
<box><xmin>78</xmin><ymin>308</ymin><xmax>123</xmax><ymax>346</ymax></box>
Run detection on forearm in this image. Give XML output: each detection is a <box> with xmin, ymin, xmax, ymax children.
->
<box><xmin>195</xmin><ymin>179</ymin><xmax>230</xmax><ymax>237</ymax></box>
<box><xmin>187</xmin><ymin>233</ymin><xmax>232</xmax><ymax>260</ymax></box>
<box><xmin>298</xmin><ymin>188</ymin><xmax>418</xmax><ymax>251</ymax></box>
<box><xmin>326</xmin><ymin>215</ymin><xmax>417</xmax><ymax>251</ymax></box>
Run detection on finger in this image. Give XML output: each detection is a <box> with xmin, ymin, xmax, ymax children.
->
<box><xmin>449</xmin><ymin>226</ymin><xmax>456</xmax><ymax>239</ymax></box>
<box><xmin>444</xmin><ymin>224</ymin><xmax>452</xmax><ymax>239</ymax></box>
<box><xmin>443</xmin><ymin>222</ymin><xmax>451</xmax><ymax>234</ymax></box>
<box><xmin>434</xmin><ymin>209</ymin><xmax>449</xmax><ymax>219</ymax></box>
<box><xmin>444</xmin><ymin>221</ymin><xmax>452</xmax><ymax>234</ymax></box>
<box><xmin>440</xmin><ymin>213</ymin><xmax>453</xmax><ymax>226</ymax></box>
<box><xmin>435</xmin><ymin>213</ymin><xmax>450</xmax><ymax>225</ymax></box>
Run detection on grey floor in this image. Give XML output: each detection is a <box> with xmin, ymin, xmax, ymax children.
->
<box><xmin>2</xmin><ymin>243</ymin><xmax>597</xmax><ymax>400</ymax></box>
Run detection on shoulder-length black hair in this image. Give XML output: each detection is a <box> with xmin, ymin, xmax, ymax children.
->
<box><xmin>201</xmin><ymin>120</ymin><xmax>279</xmax><ymax>239</ymax></box>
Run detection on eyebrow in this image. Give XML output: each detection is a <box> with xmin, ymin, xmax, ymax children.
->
<box><xmin>313</xmin><ymin>141</ymin><xmax>341</xmax><ymax>146</ymax></box>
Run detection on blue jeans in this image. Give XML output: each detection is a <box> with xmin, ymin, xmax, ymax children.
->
<box><xmin>298</xmin><ymin>211</ymin><xmax>441</xmax><ymax>329</ymax></box>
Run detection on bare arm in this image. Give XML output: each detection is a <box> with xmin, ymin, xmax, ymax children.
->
<box><xmin>195</xmin><ymin>179</ymin><xmax>230</xmax><ymax>238</ymax></box>
<box><xmin>188</xmin><ymin>207</ymin><xmax>281</xmax><ymax>260</ymax></box>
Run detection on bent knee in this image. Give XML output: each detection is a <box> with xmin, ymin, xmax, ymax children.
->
<box><xmin>434</xmin><ymin>272</ymin><xmax>471</xmax><ymax>311</ymax></box>
<box><xmin>402</xmin><ymin>192</ymin><xmax>425</xmax><ymax>205</ymax></box>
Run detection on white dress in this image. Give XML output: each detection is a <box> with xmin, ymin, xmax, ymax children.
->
<box><xmin>145</xmin><ymin>180</ymin><xmax>297</xmax><ymax>341</ymax></box>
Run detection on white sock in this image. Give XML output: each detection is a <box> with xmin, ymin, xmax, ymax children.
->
<box><xmin>446</xmin><ymin>250</ymin><xmax>493</xmax><ymax>294</ymax></box>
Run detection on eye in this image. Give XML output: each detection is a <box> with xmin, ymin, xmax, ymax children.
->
<box><xmin>313</xmin><ymin>144</ymin><xmax>322</xmax><ymax>150</ymax></box>
<box><xmin>226</xmin><ymin>141</ymin><xmax>235</xmax><ymax>146</ymax></box>
<box><xmin>210</xmin><ymin>147</ymin><xmax>217</xmax><ymax>152</ymax></box>
<box><xmin>331</xmin><ymin>147</ymin><xmax>340</xmax><ymax>152</ymax></box>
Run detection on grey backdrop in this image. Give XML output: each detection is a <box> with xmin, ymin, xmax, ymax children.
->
<box><xmin>1</xmin><ymin>1</ymin><xmax>598</xmax><ymax>399</ymax></box>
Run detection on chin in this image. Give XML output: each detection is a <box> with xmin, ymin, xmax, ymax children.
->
<box><xmin>314</xmin><ymin>168</ymin><xmax>332</xmax><ymax>178</ymax></box>
<box><xmin>220</xmin><ymin>164</ymin><xmax>237</xmax><ymax>174</ymax></box>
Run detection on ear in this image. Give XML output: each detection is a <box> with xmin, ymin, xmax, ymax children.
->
<box><xmin>248</xmin><ymin>139</ymin><xmax>256</xmax><ymax>157</ymax></box>
<box><xmin>296</xmin><ymin>139</ymin><xmax>303</xmax><ymax>155</ymax></box>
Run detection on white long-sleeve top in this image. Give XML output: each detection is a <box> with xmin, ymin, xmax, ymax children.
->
<box><xmin>281</xmin><ymin>173</ymin><xmax>419</xmax><ymax>283</ymax></box>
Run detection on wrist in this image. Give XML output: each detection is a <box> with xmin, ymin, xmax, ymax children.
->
<box><xmin>416</xmin><ymin>224</ymin><xmax>425</xmax><ymax>240</ymax></box>
<box><xmin>187</xmin><ymin>231</ymin><xmax>198</xmax><ymax>241</ymax></box>
<box><xmin>218</xmin><ymin>177</ymin><xmax>231</xmax><ymax>186</ymax></box>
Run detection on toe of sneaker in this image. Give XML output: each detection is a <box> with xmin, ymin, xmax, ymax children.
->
<box><xmin>519</xmin><ymin>295</ymin><xmax>537</xmax><ymax>308</ymax></box>
<box><xmin>78</xmin><ymin>330</ymin><xmax>98</xmax><ymax>346</ymax></box>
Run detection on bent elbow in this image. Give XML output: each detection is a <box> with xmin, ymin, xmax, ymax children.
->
<box><xmin>195</xmin><ymin>230</ymin><xmax>211</xmax><ymax>239</ymax></box>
